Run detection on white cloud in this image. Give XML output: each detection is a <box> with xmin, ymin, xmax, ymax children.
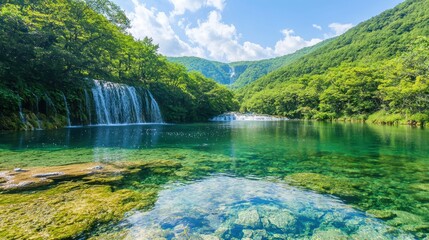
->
<box><xmin>128</xmin><ymin>0</ymin><xmax>203</xmax><ymax>57</ymax></box>
<box><xmin>169</xmin><ymin>0</ymin><xmax>225</xmax><ymax>16</ymax></box>
<box><xmin>185</xmin><ymin>11</ymin><xmax>273</xmax><ymax>62</ymax></box>
<box><xmin>328</xmin><ymin>23</ymin><xmax>354</xmax><ymax>36</ymax></box>
<box><xmin>274</xmin><ymin>29</ymin><xmax>323</xmax><ymax>55</ymax></box>
<box><xmin>125</xmin><ymin>1</ymin><xmax>355</xmax><ymax>62</ymax></box>
<box><xmin>312</xmin><ymin>24</ymin><xmax>322</xmax><ymax>31</ymax></box>
<box><xmin>206</xmin><ymin>0</ymin><xmax>225</xmax><ymax>11</ymax></box>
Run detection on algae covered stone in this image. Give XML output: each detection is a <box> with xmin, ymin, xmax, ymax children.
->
<box><xmin>0</xmin><ymin>182</ymin><xmax>158</xmax><ymax>239</ymax></box>
<box><xmin>284</xmin><ymin>172</ymin><xmax>360</xmax><ymax>198</ymax></box>
<box><xmin>0</xmin><ymin>159</ymin><xmax>193</xmax><ymax>240</ymax></box>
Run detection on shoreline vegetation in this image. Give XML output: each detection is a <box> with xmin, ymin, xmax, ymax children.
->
<box><xmin>0</xmin><ymin>0</ymin><xmax>238</xmax><ymax>131</ymax></box>
<box><xmin>236</xmin><ymin>0</ymin><xmax>429</xmax><ymax>126</ymax></box>
<box><xmin>0</xmin><ymin>0</ymin><xmax>428</xmax><ymax>238</ymax></box>
<box><xmin>1</xmin><ymin>0</ymin><xmax>428</xmax><ymax>131</ymax></box>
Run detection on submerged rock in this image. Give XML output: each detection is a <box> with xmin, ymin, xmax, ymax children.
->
<box><xmin>0</xmin><ymin>157</ymin><xmax>191</xmax><ymax>240</ymax></box>
<box><xmin>92</xmin><ymin>165</ymin><xmax>104</xmax><ymax>170</ymax></box>
<box><xmin>367</xmin><ymin>209</ymin><xmax>397</xmax><ymax>220</ymax></box>
<box><xmin>13</xmin><ymin>168</ymin><xmax>27</xmax><ymax>172</ymax></box>
<box><xmin>284</xmin><ymin>172</ymin><xmax>360</xmax><ymax>198</ymax></box>
<box><xmin>265</xmin><ymin>210</ymin><xmax>296</xmax><ymax>230</ymax></box>
<box><xmin>235</xmin><ymin>209</ymin><xmax>261</xmax><ymax>228</ymax></box>
<box><xmin>121</xmin><ymin>176</ymin><xmax>414</xmax><ymax>239</ymax></box>
<box><xmin>0</xmin><ymin>161</ymin><xmax>176</xmax><ymax>191</ymax></box>
<box><xmin>311</xmin><ymin>229</ymin><xmax>348</xmax><ymax>240</ymax></box>
<box><xmin>33</xmin><ymin>172</ymin><xmax>65</xmax><ymax>178</ymax></box>
<box><xmin>0</xmin><ymin>182</ymin><xmax>158</xmax><ymax>240</ymax></box>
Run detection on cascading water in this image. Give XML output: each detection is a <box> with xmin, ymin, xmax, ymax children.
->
<box><xmin>18</xmin><ymin>101</ymin><xmax>26</xmax><ymax>124</ymax></box>
<box><xmin>91</xmin><ymin>80</ymin><xmax>163</xmax><ymax>125</ymax></box>
<box><xmin>147</xmin><ymin>90</ymin><xmax>163</xmax><ymax>123</ymax></box>
<box><xmin>33</xmin><ymin>94</ymin><xmax>42</xmax><ymax>130</ymax></box>
<box><xmin>44</xmin><ymin>94</ymin><xmax>56</xmax><ymax>115</ymax></box>
<box><xmin>62</xmin><ymin>93</ymin><xmax>71</xmax><ymax>127</ymax></box>
<box><xmin>84</xmin><ymin>89</ymin><xmax>92</xmax><ymax>125</ymax></box>
<box><xmin>229</xmin><ymin>66</ymin><xmax>236</xmax><ymax>85</ymax></box>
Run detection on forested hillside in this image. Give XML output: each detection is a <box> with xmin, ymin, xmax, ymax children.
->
<box><xmin>167</xmin><ymin>57</ymin><xmax>232</xmax><ymax>85</ymax></box>
<box><xmin>238</xmin><ymin>0</ymin><xmax>429</xmax><ymax>125</ymax></box>
<box><xmin>0</xmin><ymin>0</ymin><xmax>237</xmax><ymax>130</ymax></box>
<box><xmin>168</xmin><ymin>41</ymin><xmax>329</xmax><ymax>88</ymax></box>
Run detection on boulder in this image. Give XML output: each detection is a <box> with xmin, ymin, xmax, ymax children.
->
<box><xmin>235</xmin><ymin>209</ymin><xmax>261</xmax><ymax>228</ymax></box>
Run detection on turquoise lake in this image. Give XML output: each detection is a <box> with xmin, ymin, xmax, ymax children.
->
<box><xmin>0</xmin><ymin>121</ymin><xmax>428</xmax><ymax>239</ymax></box>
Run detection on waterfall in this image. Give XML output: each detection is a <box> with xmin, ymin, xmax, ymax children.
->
<box><xmin>44</xmin><ymin>94</ymin><xmax>56</xmax><ymax>115</ymax></box>
<box><xmin>33</xmin><ymin>94</ymin><xmax>42</xmax><ymax>130</ymax></box>
<box><xmin>91</xmin><ymin>80</ymin><xmax>163</xmax><ymax>125</ymax></box>
<box><xmin>18</xmin><ymin>101</ymin><xmax>26</xmax><ymax>124</ymax></box>
<box><xmin>84</xmin><ymin>89</ymin><xmax>92</xmax><ymax>125</ymax></box>
<box><xmin>147</xmin><ymin>90</ymin><xmax>163</xmax><ymax>123</ymax></box>
<box><xmin>62</xmin><ymin>93</ymin><xmax>71</xmax><ymax>127</ymax></box>
<box><xmin>229</xmin><ymin>66</ymin><xmax>236</xmax><ymax>85</ymax></box>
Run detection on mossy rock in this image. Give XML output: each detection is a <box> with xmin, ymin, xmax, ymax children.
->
<box><xmin>367</xmin><ymin>209</ymin><xmax>397</xmax><ymax>220</ymax></box>
<box><xmin>0</xmin><ymin>182</ymin><xmax>157</xmax><ymax>240</ymax></box>
<box><xmin>410</xmin><ymin>183</ymin><xmax>429</xmax><ymax>191</ymax></box>
<box><xmin>88</xmin><ymin>230</ymin><xmax>130</xmax><ymax>240</ymax></box>
<box><xmin>284</xmin><ymin>172</ymin><xmax>360</xmax><ymax>198</ymax></box>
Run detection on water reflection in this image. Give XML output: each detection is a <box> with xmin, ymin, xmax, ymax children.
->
<box><xmin>0</xmin><ymin>122</ymin><xmax>428</xmax><ymax>237</ymax></box>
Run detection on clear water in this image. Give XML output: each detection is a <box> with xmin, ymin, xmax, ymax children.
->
<box><xmin>0</xmin><ymin>121</ymin><xmax>428</xmax><ymax>238</ymax></box>
<box><xmin>123</xmin><ymin>176</ymin><xmax>413</xmax><ymax>239</ymax></box>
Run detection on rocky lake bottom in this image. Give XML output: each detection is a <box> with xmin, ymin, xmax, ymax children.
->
<box><xmin>0</xmin><ymin>121</ymin><xmax>428</xmax><ymax>239</ymax></box>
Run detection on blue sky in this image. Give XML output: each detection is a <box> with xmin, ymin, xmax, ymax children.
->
<box><xmin>112</xmin><ymin>0</ymin><xmax>404</xmax><ymax>62</ymax></box>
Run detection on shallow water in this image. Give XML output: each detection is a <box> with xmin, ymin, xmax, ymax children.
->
<box><xmin>123</xmin><ymin>176</ymin><xmax>413</xmax><ymax>239</ymax></box>
<box><xmin>0</xmin><ymin>121</ymin><xmax>428</xmax><ymax>238</ymax></box>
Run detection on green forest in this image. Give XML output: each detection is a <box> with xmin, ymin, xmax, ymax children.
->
<box><xmin>237</xmin><ymin>0</ymin><xmax>429</xmax><ymax>126</ymax></box>
<box><xmin>0</xmin><ymin>0</ymin><xmax>237</xmax><ymax>130</ymax></box>
<box><xmin>168</xmin><ymin>40</ymin><xmax>331</xmax><ymax>89</ymax></box>
<box><xmin>1</xmin><ymin>0</ymin><xmax>429</xmax><ymax>130</ymax></box>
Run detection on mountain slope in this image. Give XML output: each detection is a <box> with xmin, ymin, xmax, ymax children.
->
<box><xmin>167</xmin><ymin>40</ymin><xmax>330</xmax><ymax>88</ymax></box>
<box><xmin>230</xmin><ymin>40</ymin><xmax>332</xmax><ymax>88</ymax></box>
<box><xmin>237</xmin><ymin>0</ymin><xmax>429</xmax><ymax>124</ymax></box>
<box><xmin>167</xmin><ymin>57</ymin><xmax>232</xmax><ymax>85</ymax></box>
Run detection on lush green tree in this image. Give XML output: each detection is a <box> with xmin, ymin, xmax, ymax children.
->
<box><xmin>0</xmin><ymin>0</ymin><xmax>238</xmax><ymax>130</ymax></box>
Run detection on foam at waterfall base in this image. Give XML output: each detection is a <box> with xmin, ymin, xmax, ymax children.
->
<box><xmin>210</xmin><ymin>112</ymin><xmax>288</xmax><ymax>122</ymax></box>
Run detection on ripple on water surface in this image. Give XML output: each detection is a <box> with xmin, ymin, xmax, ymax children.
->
<box><xmin>120</xmin><ymin>176</ymin><xmax>414</xmax><ymax>239</ymax></box>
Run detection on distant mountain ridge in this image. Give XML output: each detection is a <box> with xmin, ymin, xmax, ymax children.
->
<box><xmin>236</xmin><ymin>0</ymin><xmax>429</xmax><ymax>125</ymax></box>
<box><xmin>167</xmin><ymin>40</ymin><xmax>331</xmax><ymax>88</ymax></box>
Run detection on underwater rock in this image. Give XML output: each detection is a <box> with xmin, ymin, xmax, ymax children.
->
<box><xmin>410</xmin><ymin>183</ymin><xmax>429</xmax><ymax>191</ymax></box>
<box><xmin>242</xmin><ymin>229</ymin><xmax>268</xmax><ymax>240</ymax></box>
<box><xmin>121</xmin><ymin>176</ymin><xmax>413</xmax><ymax>239</ymax></box>
<box><xmin>235</xmin><ymin>209</ymin><xmax>261</xmax><ymax>228</ymax></box>
<box><xmin>200</xmin><ymin>234</ymin><xmax>220</xmax><ymax>240</ymax></box>
<box><xmin>0</xmin><ymin>182</ymin><xmax>158</xmax><ymax>240</ymax></box>
<box><xmin>13</xmin><ymin>168</ymin><xmax>27</xmax><ymax>172</ymax></box>
<box><xmin>367</xmin><ymin>209</ymin><xmax>397</xmax><ymax>220</ymax></box>
<box><xmin>265</xmin><ymin>210</ymin><xmax>296</xmax><ymax>230</ymax></box>
<box><xmin>311</xmin><ymin>229</ymin><xmax>347</xmax><ymax>240</ymax></box>
<box><xmin>284</xmin><ymin>172</ymin><xmax>360</xmax><ymax>198</ymax></box>
<box><xmin>0</xmin><ymin>160</ymin><xmax>182</xmax><ymax>191</ymax></box>
<box><xmin>92</xmin><ymin>165</ymin><xmax>103</xmax><ymax>170</ymax></box>
<box><xmin>33</xmin><ymin>172</ymin><xmax>65</xmax><ymax>178</ymax></box>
